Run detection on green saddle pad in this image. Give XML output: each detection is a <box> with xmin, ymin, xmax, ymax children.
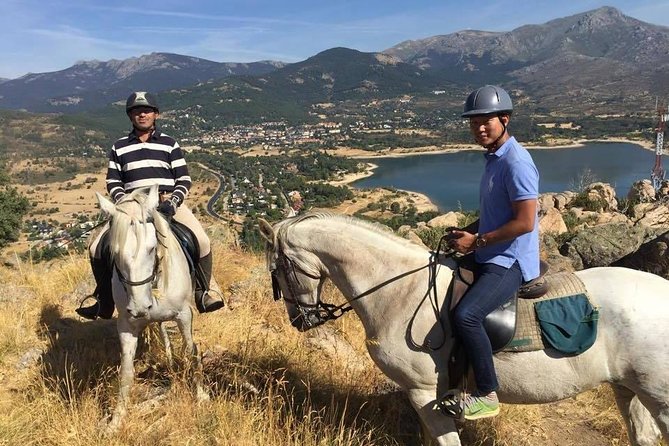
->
<box><xmin>534</xmin><ymin>294</ymin><xmax>599</xmax><ymax>355</ymax></box>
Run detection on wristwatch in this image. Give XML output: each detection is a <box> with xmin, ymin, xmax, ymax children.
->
<box><xmin>475</xmin><ymin>234</ymin><xmax>488</xmax><ymax>248</ymax></box>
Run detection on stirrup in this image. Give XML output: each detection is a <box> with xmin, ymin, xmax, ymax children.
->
<box><xmin>76</xmin><ymin>295</ymin><xmax>100</xmax><ymax>320</ymax></box>
<box><xmin>196</xmin><ymin>290</ymin><xmax>225</xmax><ymax>313</ymax></box>
<box><xmin>437</xmin><ymin>388</ymin><xmax>465</xmax><ymax>421</ymax></box>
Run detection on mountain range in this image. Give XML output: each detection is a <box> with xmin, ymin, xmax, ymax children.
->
<box><xmin>1</xmin><ymin>6</ymin><xmax>668</xmax><ymax>118</ymax></box>
<box><xmin>0</xmin><ymin>53</ymin><xmax>284</xmax><ymax>113</ymax></box>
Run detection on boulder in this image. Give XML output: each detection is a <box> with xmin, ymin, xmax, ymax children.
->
<box><xmin>584</xmin><ymin>182</ymin><xmax>617</xmax><ymax>212</ymax></box>
<box><xmin>405</xmin><ymin>230</ymin><xmax>429</xmax><ymax>249</ymax></box>
<box><xmin>635</xmin><ymin>203</ymin><xmax>669</xmax><ymax>228</ymax></box>
<box><xmin>537</xmin><ymin>194</ymin><xmax>555</xmax><ymax>215</ymax></box>
<box><xmin>397</xmin><ymin>225</ymin><xmax>412</xmax><ymax>234</ymax></box>
<box><xmin>553</xmin><ymin>191</ymin><xmax>576</xmax><ymax>211</ymax></box>
<box><xmin>629</xmin><ymin>202</ymin><xmax>656</xmax><ymax>222</ymax></box>
<box><xmin>627</xmin><ymin>179</ymin><xmax>655</xmax><ymax>203</ymax></box>
<box><xmin>539</xmin><ymin>207</ymin><xmax>568</xmax><ymax>235</ymax></box>
<box><xmin>594</xmin><ymin>212</ymin><xmax>630</xmax><ymax>226</ymax></box>
<box><xmin>613</xmin><ymin>230</ymin><xmax>669</xmax><ymax>279</ymax></box>
<box><xmin>561</xmin><ymin>222</ymin><xmax>646</xmax><ymax>270</ymax></box>
<box><xmin>540</xmin><ymin>234</ymin><xmax>575</xmax><ymax>274</ymax></box>
<box><xmin>427</xmin><ymin>212</ymin><xmax>461</xmax><ymax>228</ymax></box>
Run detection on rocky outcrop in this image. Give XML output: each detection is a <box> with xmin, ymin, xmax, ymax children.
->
<box><xmin>561</xmin><ymin>222</ymin><xmax>647</xmax><ymax>270</ymax></box>
<box><xmin>408</xmin><ymin>181</ymin><xmax>669</xmax><ymax>277</ymax></box>
<box><xmin>631</xmin><ymin>203</ymin><xmax>669</xmax><ymax>228</ymax></box>
<box><xmin>613</xmin><ymin>230</ymin><xmax>669</xmax><ymax>279</ymax></box>
<box><xmin>427</xmin><ymin>212</ymin><xmax>462</xmax><ymax>228</ymax></box>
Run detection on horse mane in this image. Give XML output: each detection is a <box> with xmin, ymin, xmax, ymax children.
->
<box><xmin>278</xmin><ymin>211</ymin><xmax>423</xmax><ymax>250</ymax></box>
<box><xmin>109</xmin><ymin>190</ymin><xmax>151</xmax><ymax>260</ymax></box>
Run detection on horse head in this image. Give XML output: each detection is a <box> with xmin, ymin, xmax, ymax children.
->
<box><xmin>259</xmin><ymin>217</ymin><xmax>328</xmax><ymax>331</ymax></box>
<box><xmin>97</xmin><ymin>185</ymin><xmax>163</xmax><ymax>319</ymax></box>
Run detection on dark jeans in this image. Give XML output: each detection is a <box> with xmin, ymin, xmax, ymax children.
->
<box><xmin>453</xmin><ymin>261</ymin><xmax>523</xmax><ymax>394</ymax></box>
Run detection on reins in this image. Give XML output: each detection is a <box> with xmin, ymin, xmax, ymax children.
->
<box><xmin>406</xmin><ymin>234</ymin><xmax>456</xmax><ymax>351</ymax></box>
<box><xmin>271</xmin><ymin>232</ymin><xmax>458</xmax><ymax>344</ymax></box>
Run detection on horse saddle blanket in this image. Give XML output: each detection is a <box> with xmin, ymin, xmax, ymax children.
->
<box><xmin>496</xmin><ymin>272</ymin><xmax>599</xmax><ymax>355</ymax></box>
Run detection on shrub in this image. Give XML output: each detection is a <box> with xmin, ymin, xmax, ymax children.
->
<box><xmin>570</xmin><ymin>192</ymin><xmax>608</xmax><ymax>212</ymax></box>
<box><xmin>415</xmin><ymin>226</ymin><xmax>451</xmax><ymax>250</ymax></box>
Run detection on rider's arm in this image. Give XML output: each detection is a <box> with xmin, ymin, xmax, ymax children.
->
<box><xmin>477</xmin><ymin>199</ymin><xmax>536</xmax><ymax>246</ymax></box>
<box><xmin>169</xmin><ymin>141</ymin><xmax>191</xmax><ymax>206</ymax></box>
<box><xmin>106</xmin><ymin>145</ymin><xmax>126</xmax><ymax>203</ymax></box>
<box><xmin>448</xmin><ymin>199</ymin><xmax>536</xmax><ymax>253</ymax></box>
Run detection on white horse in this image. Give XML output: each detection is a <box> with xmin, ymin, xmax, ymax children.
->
<box><xmin>97</xmin><ymin>185</ymin><xmax>208</xmax><ymax>432</ymax></box>
<box><xmin>259</xmin><ymin>212</ymin><xmax>669</xmax><ymax>446</ymax></box>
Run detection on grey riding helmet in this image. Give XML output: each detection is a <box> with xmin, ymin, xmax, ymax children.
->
<box><xmin>461</xmin><ymin>85</ymin><xmax>513</xmax><ymax>117</ymax></box>
<box><xmin>126</xmin><ymin>91</ymin><xmax>159</xmax><ymax>114</ymax></box>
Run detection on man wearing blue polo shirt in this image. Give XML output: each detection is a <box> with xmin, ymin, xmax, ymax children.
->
<box><xmin>447</xmin><ymin>85</ymin><xmax>540</xmax><ymax>420</ymax></box>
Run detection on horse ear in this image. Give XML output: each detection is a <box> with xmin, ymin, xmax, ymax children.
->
<box><xmin>257</xmin><ymin>218</ymin><xmax>276</xmax><ymax>248</ymax></box>
<box><xmin>97</xmin><ymin>192</ymin><xmax>116</xmax><ymax>216</ymax></box>
<box><xmin>146</xmin><ymin>185</ymin><xmax>160</xmax><ymax>210</ymax></box>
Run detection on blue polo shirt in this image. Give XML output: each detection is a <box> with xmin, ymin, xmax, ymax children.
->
<box><xmin>475</xmin><ymin>137</ymin><xmax>540</xmax><ymax>282</ymax></box>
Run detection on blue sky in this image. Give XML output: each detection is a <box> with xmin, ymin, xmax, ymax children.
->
<box><xmin>2</xmin><ymin>0</ymin><xmax>669</xmax><ymax>79</ymax></box>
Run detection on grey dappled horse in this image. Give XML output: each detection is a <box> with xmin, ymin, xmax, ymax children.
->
<box><xmin>260</xmin><ymin>212</ymin><xmax>669</xmax><ymax>446</ymax></box>
<box><xmin>97</xmin><ymin>185</ymin><xmax>208</xmax><ymax>432</ymax></box>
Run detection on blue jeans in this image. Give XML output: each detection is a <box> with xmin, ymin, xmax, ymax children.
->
<box><xmin>453</xmin><ymin>261</ymin><xmax>523</xmax><ymax>394</ymax></box>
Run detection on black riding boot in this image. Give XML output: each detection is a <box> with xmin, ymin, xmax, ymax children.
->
<box><xmin>76</xmin><ymin>256</ymin><xmax>115</xmax><ymax>320</ymax></box>
<box><xmin>195</xmin><ymin>252</ymin><xmax>224</xmax><ymax>313</ymax></box>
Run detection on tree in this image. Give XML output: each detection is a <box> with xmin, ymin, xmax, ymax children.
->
<box><xmin>0</xmin><ymin>187</ymin><xmax>30</xmax><ymax>247</ymax></box>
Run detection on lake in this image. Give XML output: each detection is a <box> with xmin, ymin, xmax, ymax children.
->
<box><xmin>351</xmin><ymin>142</ymin><xmax>655</xmax><ymax>211</ymax></box>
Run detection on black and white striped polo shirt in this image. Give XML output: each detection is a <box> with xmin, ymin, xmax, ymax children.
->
<box><xmin>106</xmin><ymin>129</ymin><xmax>191</xmax><ymax>204</ymax></box>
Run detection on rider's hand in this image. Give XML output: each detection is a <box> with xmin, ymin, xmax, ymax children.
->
<box><xmin>157</xmin><ymin>199</ymin><xmax>177</xmax><ymax>217</ymax></box>
<box><xmin>447</xmin><ymin>230</ymin><xmax>476</xmax><ymax>254</ymax></box>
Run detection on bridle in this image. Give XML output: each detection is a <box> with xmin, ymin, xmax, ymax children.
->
<box><xmin>270</xmin><ymin>247</ymin><xmax>346</xmax><ymax>329</ymax></box>
<box><xmin>110</xmin><ymin>212</ymin><xmax>164</xmax><ymax>291</ymax></box>
<box><xmin>270</xmin><ymin>240</ymin><xmax>453</xmax><ymax>347</ymax></box>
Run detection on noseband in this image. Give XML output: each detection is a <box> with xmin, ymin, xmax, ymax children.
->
<box><xmin>270</xmin><ymin>247</ymin><xmax>353</xmax><ymax>329</ymax></box>
<box><xmin>115</xmin><ymin>257</ymin><xmax>159</xmax><ymax>287</ymax></box>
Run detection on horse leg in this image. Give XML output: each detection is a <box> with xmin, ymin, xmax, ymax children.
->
<box><xmin>158</xmin><ymin>322</ymin><xmax>174</xmax><ymax>370</ymax></box>
<box><xmin>406</xmin><ymin>388</ymin><xmax>461</xmax><ymax>446</ymax></box>
<box><xmin>107</xmin><ymin>321</ymin><xmax>141</xmax><ymax>434</ymax></box>
<box><xmin>176</xmin><ymin>307</ymin><xmax>209</xmax><ymax>402</ymax></box>
<box><xmin>611</xmin><ymin>384</ymin><xmax>661</xmax><ymax>446</ymax></box>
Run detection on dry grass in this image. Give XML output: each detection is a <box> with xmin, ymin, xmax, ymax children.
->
<box><xmin>0</xmin><ymin>225</ymin><xmax>654</xmax><ymax>445</ymax></box>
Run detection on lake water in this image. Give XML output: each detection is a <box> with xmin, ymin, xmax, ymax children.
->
<box><xmin>352</xmin><ymin>142</ymin><xmax>655</xmax><ymax>211</ymax></box>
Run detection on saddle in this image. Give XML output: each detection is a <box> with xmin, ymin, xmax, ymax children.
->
<box><xmin>450</xmin><ymin>254</ymin><xmax>549</xmax><ymax>352</ymax></box>
<box><xmin>169</xmin><ymin>220</ymin><xmax>200</xmax><ymax>272</ymax></box>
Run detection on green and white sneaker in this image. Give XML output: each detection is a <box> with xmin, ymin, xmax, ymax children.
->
<box><xmin>464</xmin><ymin>391</ymin><xmax>500</xmax><ymax>420</ymax></box>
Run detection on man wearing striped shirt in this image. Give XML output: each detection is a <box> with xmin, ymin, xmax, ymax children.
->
<box><xmin>77</xmin><ymin>91</ymin><xmax>224</xmax><ymax>320</ymax></box>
